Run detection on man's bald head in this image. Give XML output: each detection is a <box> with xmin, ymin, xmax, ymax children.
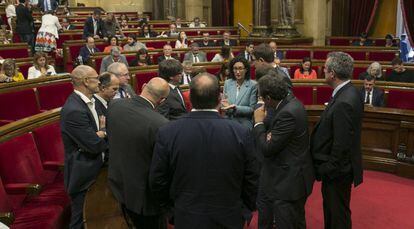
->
<box><xmin>190</xmin><ymin>72</ymin><xmax>220</xmax><ymax>109</ymax></box>
<box><xmin>141</xmin><ymin>77</ymin><xmax>170</xmax><ymax>106</ymax></box>
<box><xmin>71</xmin><ymin>65</ymin><xmax>98</xmax><ymax>87</ymax></box>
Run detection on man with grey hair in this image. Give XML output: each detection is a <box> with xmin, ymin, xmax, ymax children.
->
<box><xmin>100</xmin><ymin>46</ymin><xmax>129</xmax><ymax>74</ymax></box>
<box><xmin>107</xmin><ymin>77</ymin><xmax>170</xmax><ymax>229</ymax></box>
<box><xmin>311</xmin><ymin>52</ymin><xmax>363</xmax><ymax>229</ymax></box>
<box><xmin>181</xmin><ymin>60</ymin><xmax>193</xmax><ymax>85</ymax></box>
<box><xmin>183</xmin><ymin>42</ymin><xmax>207</xmax><ymax>63</ymax></box>
<box><xmin>107</xmin><ymin>62</ymin><xmax>136</xmax><ymax>99</ymax></box>
<box><xmin>61</xmin><ymin>65</ymin><xmax>108</xmax><ymax>229</ymax></box>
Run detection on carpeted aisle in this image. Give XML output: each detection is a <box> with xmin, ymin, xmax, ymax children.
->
<box><xmin>245</xmin><ymin>170</ymin><xmax>414</xmax><ymax>229</ymax></box>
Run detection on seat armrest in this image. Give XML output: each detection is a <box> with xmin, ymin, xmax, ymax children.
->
<box><xmin>4</xmin><ymin>183</ymin><xmax>42</xmax><ymax>196</ymax></box>
<box><xmin>0</xmin><ymin>212</ymin><xmax>14</xmax><ymax>226</ymax></box>
<box><xmin>43</xmin><ymin>161</ymin><xmax>64</xmax><ymax>171</ymax></box>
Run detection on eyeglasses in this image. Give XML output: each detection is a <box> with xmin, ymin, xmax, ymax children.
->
<box><xmin>233</xmin><ymin>67</ymin><xmax>245</xmax><ymax>72</ymax></box>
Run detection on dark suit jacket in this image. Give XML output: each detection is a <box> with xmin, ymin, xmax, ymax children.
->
<box><xmin>61</xmin><ymin>92</ymin><xmax>107</xmax><ymax>195</ymax></box>
<box><xmin>15</xmin><ymin>4</ymin><xmax>34</xmax><ymax>35</ymax></box>
<box><xmin>198</xmin><ymin>40</ymin><xmax>215</xmax><ymax>47</ymax></box>
<box><xmin>78</xmin><ymin>45</ymin><xmax>100</xmax><ymax>64</ymax></box>
<box><xmin>93</xmin><ymin>95</ymin><xmax>107</xmax><ymax>117</ymax></box>
<box><xmin>360</xmin><ymin>87</ymin><xmax>384</xmax><ymax>107</ymax></box>
<box><xmin>156</xmin><ymin>85</ymin><xmax>187</xmax><ymax>120</ymax></box>
<box><xmin>310</xmin><ymin>83</ymin><xmax>364</xmax><ymax>186</ymax></box>
<box><xmin>156</xmin><ymin>55</ymin><xmax>179</xmax><ymax>64</ymax></box>
<box><xmin>217</xmin><ymin>39</ymin><xmax>237</xmax><ymax>46</ymax></box>
<box><xmin>83</xmin><ymin>17</ymin><xmax>104</xmax><ymax>39</ymax></box>
<box><xmin>254</xmin><ymin>95</ymin><xmax>314</xmax><ymax>201</ymax></box>
<box><xmin>107</xmin><ymin>96</ymin><xmax>168</xmax><ymax>215</ymax></box>
<box><xmin>38</xmin><ymin>0</ymin><xmax>58</xmax><ymax>12</ymax></box>
<box><xmin>149</xmin><ymin>111</ymin><xmax>259</xmax><ymax>227</ymax></box>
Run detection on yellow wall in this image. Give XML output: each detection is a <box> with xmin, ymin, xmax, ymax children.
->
<box><xmin>370</xmin><ymin>0</ymin><xmax>397</xmax><ymax>37</ymax></box>
<box><xmin>233</xmin><ymin>0</ymin><xmax>253</xmax><ymax>37</ymax></box>
<box><xmin>75</xmin><ymin>0</ymin><xmax>152</xmax><ymax>12</ymax></box>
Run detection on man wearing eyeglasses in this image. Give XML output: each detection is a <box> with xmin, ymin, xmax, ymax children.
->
<box><xmin>108</xmin><ymin>62</ymin><xmax>136</xmax><ymax>99</ymax></box>
<box><xmin>61</xmin><ymin>65</ymin><xmax>108</xmax><ymax>229</ymax></box>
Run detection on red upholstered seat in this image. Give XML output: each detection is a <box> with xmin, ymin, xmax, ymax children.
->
<box><xmin>387</xmin><ymin>90</ymin><xmax>414</xmax><ymax>110</ymax></box>
<box><xmin>17</xmin><ymin>62</ymin><xmax>32</xmax><ymax>79</ymax></box>
<box><xmin>327</xmin><ymin>38</ymin><xmax>350</xmax><ymax>46</ymax></box>
<box><xmin>0</xmin><ymin>89</ymin><xmax>40</xmax><ymax>122</ymax></box>
<box><xmin>37</xmin><ymin>82</ymin><xmax>73</xmax><ymax>110</ymax></box>
<box><xmin>313</xmin><ymin>50</ymin><xmax>330</xmax><ymax>60</ymax></box>
<box><xmin>0</xmin><ymin>45</ymin><xmax>30</xmax><ymax>59</ymax></box>
<box><xmin>206</xmin><ymin>50</ymin><xmax>217</xmax><ymax>61</ymax></box>
<box><xmin>293</xmin><ymin>86</ymin><xmax>314</xmax><ymax>105</ymax></box>
<box><xmin>285</xmin><ymin>50</ymin><xmax>311</xmax><ymax>59</ymax></box>
<box><xmin>134</xmin><ymin>71</ymin><xmax>159</xmax><ymax>93</ymax></box>
<box><xmin>205</xmin><ymin>66</ymin><xmax>221</xmax><ymax>75</ymax></box>
<box><xmin>32</xmin><ymin>122</ymin><xmax>65</xmax><ymax>171</ymax></box>
<box><xmin>181</xmin><ymin>90</ymin><xmax>192</xmax><ymax>111</ymax></box>
<box><xmin>345</xmin><ymin>51</ymin><xmax>366</xmax><ymax>60</ymax></box>
<box><xmin>353</xmin><ymin>67</ymin><xmax>367</xmax><ymax>79</ymax></box>
<box><xmin>316</xmin><ymin>86</ymin><xmax>333</xmax><ymax>105</ymax></box>
<box><xmin>93</xmin><ymin>56</ymin><xmax>104</xmax><ymax>71</ymax></box>
<box><xmin>145</xmin><ymin>40</ymin><xmax>169</xmax><ymax>49</ymax></box>
<box><xmin>152</xmin><ymin>53</ymin><xmax>163</xmax><ymax>64</ymax></box>
<box><xmin>368</xmin><ymin>52</ymin><xmax>397</xmax><ymax>62</ymax></box>
<box><xmin>250</xmin><ymin>65</ymin><xmax>256</xmax><ymax>80</ymax></box>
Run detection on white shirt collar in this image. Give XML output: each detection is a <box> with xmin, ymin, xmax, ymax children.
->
<box><xmin>191</xmin><ymin>109</ymin><xmax>219</xmax><ymax>112</ymax></box>
<box><xmin>94</xmin><ymin>94</ymin><xmax>108</xmax><ymax>108</ymax></box>
<box><xmin>139</xmin><ymin>95</ymin><xmax>155</xmax><ymax>109</ymax></box>
<box><xmin>332</xmin><ymin>80</ymin><xmax>351</xmax><ymax>98</ymax></box>
<box><xmin>74</xmin><ymin>90</ymin><xmax>94</xmax><ymax>105</ymax></box>
<box><xmin>169</xmin><ymin>83</ymin><xmax>177</xmax><ymax>89</ymax></box>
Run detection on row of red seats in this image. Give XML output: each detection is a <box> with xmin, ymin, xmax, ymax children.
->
<box><xmin>0</xmin><ymin>122</ymin><xmax>70</xmax><ymax>228</ymax></box>
<box><xmin>0</xmin><ymin>82</ymin><xmax>73</xmax><ymax>126</ymax></box>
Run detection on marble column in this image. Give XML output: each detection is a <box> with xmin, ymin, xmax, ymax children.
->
<box><xmin>164</xmin><ymin>0</ymin><xmax>178</xmax><ymax>19</ymax></box>
<box><xmin>251</xmin><ymin>0</ymin><xmax>271</xmax><ymax>37</ymax></box>
<box><xmin>273</xmin><ymin>0</ymin><xmax>301</xmax><ymax>37</ymax></box>
<box><xmin>184</xmin><ymin>0</ymin><xmax>203</xmax><ymax>22</ymax></box>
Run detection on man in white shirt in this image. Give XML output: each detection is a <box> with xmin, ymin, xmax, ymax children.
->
<box><xmin>188</xmin><ymin>17</ymin><xmax>206</xmax><ymax>28</ymax></box>
<box><xmin>183</xmin><ymin>43</ymin><xmax>207</xmax><ymax>63</ymax></box>
<box><xmin>94</xmin><ymin>72</ymin><xmax>120</xmax><ymax>116</ymax></box>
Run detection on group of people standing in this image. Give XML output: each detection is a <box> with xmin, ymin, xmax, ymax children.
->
<box><xmin>61</xmin><ymin>42</ymin><xmax>364</xmax><ymax>229</ymax></box>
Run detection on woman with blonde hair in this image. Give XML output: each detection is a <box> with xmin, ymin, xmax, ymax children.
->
<box><xmin>27</xmin><ymin>52</ymin><xmax>56</xmax><ymax>79</ymax></box>
<box><xmin>358</xmin><ymin>62</ymin><xmax>383</xmax><ymax>80</ymax></box>
<box><xmin>0</xmin><ymin>59</ymin><xmax>24</xmax><ymax>83</ymax></box>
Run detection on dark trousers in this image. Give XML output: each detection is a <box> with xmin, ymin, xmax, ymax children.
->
<box><xmin>122</xmin><ymin>206</ymin><xmax>166</xmax><ymax>229</ymax></box>
<box><xmin>19</xmin><ymin>33</ymin><xmax>35</xmax><ymax>54</ymax></box>
<box><xmin>174</xmin><ymin>207</ymin><xmax>243</xmax><ymax>229</ymax></box>
<box><xmin>257</xmin><ymin>189</ymin><xmax>307</xmax><ymax>229</ymax></box>
<box><xmin>69</xmin><ymin>190</ymin><xmax>87</xmax><ymax>229</ymax></box>
<box><xmin>321</xmin><ymin>175</ymin><xmax>352</xmax><ymax>229</ymax></box>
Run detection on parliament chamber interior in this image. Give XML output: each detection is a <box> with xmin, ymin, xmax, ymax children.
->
<box><xmin>0</xmin><ymin>0</ymin><xmax>414</xmax><ymax>228</ymax></box>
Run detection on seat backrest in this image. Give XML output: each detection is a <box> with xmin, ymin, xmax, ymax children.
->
<box><xmin>32</xmin><ymin>122</ymin><xmax>65</xmax><ymax>164</ymax></box>
<box><xmin>316</xmin><ymin>86</ymin><xmax>333</xmax><ymax>105</ymax></box>
<box><xmin>353</xmin><ymin>67</ymin><xmax>367</xmax><ymax>79</ymax></box>
<box><xmin>37</xmin><ymin>82</ymin><xmax>73</xmax><ymax>110</ymax></box>
<box><xmin>181</xmin><ymin>90</ymin><xmax>192</xmax><ymax>112</ymax></box>
<box><xmin>387</xmin><ymin>90</ymin><xmax>414</xmax><ymax>110</ymax></box>
<box><xmin>0</xmin><ymin>177</ymin><xmax>12</xmax><ymax>213</ymax></box>
<box><xmin>0</xmin><ymin>89</ymin><xmax>40</xmax><ymax>121</ymax></box>
<box><xmin>285</xmin><ymin>50</ymin><xmax>311</xmax><ymax>60</ymax></box>
<box><xmin>134</xmin><ymin>71</ymin><xmax>159</xmax><ymax>93</ymax></box>
<box><xmin>293</xmin><ymin>86</ymin><xmax>314</xmax><ymax>105</ymax></box>
<box><xmin>0</xmin><ymin>44</ymin><xmax>29</xmax><ymax>59</ymax></box>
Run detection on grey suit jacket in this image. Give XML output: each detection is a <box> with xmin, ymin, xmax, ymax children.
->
<box><xmin>183</xmin><ymin>51</ymin><xmax>207</xmax><ymax>63</ymax></box>
<box><xmin>223</xmin><ymin>79</ymin><xmax>257</xmax><ymax>129</ymax></box>
<box><xmin>100</xmin><ymin>55</ymin><xmax>129</xmax><ymax>74</ymax></box>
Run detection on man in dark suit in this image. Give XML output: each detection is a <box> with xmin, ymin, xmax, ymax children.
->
<box><xmin>156</xmin><ymin>59</ymin><xmax>187</xmax><ymax>120</ymax></box>
<box><xmin>38</xmin><ymin>0</ymin><xmax>58</xmax><ymax>12</ymax></box>
<box><xmin>150</xmin><ymin>72</ymin><xmax>259</xmax><ymax>229</ymax></box>
<box><xmin>183</xmin><ymin>43</ymin><xmax>207</xmax><ymax>63</ymax></box>
<box><xmin>78</xmin><ymin>36</ymin><xmax>100</xmax><ymax>65</ymax></box>
<box><xmin>198</xmin><ymin>32</ymin><xmax>215</xmax><ymax>47</ymax></box>
<box><xmin>15</xmin><ymin>0</ymin><xmax>34</xmax><ymax>53</ymax></box>
<box><xmin>157</xmin><ymin>44</ymin><xmax>179</xmax><ymax>64</ymax></box>
<box><xmin>311</xmin><ymin>52</ymin><xmax>364</xmax><ymax>229</ymax></box>
<box><xmin>237</xmin><ymin>42</ymin><xmax>255</xmax><ymax>62</ymax></box>
<box><xmin>94</xmin><ymin>72</ymin><xmax>120</xmax><ymax>117</ymax></box>
<box><xmin>253</xmin><ymin>73</ymin><xmax>315</xmax><ymax>228</ymax></box>
<box><xmin>360</xmin><ymin>75</ymin><xmax>384</xmax><ymax>107</ymax></box>
<box><xmin>217</xmin><ymin>31</ymin><xmax>236</xmax><ymax>46</ymax></box>
<box><xmin>107</xmin><ymin>77</ymin><xmax>170</xmax><ymax>229</ymax></box>
<box><xmin>83</xmin><ymin>9</ymin><xmax>104</xmax><ymax>39</ymax></box>
<box><xmin>61</xmin><ymin>65</ymin><xmax>108</xmax><ymax>229</ymax></box>
<box><xmin>107</xmin><ymin>62</ymin><xmax>136</xmax><ymax>99</ymax></box>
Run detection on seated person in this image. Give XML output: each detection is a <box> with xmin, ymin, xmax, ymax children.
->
<box><xmin>358</xmin><ymin>62</ymin><xmax>383</xmax><ymax>80</ymax></box>
<box><xmin>119</xmin><ymin>14</ymin><xmax>129</xmax><ymax>22</ymax></box>
<box><xmin>217</xmin><ymin>31</ymin><xmax>236</xmax><ymax>46</ymax></box>
<box><xmin>139</xmin><ymin>24</ymin><xmax>157</xmax><ymax>38</ymax></box>
<box><xmin>274</xmin><ymin>56</ymin><xmax>290</xmax><ymax>78</ymax></box>
<box><xmin>103</xmin><ymin>36</ymin><xmax>123</xmax><ymax>53</ymax></box>
<box><xmin>137</xmin><ymin>12</ymin><xmax>149</xmax><ymax>28</ymax></box>
<box><xmin>100</xmin><ymin>47</ymin><xmax>129</xmax><ymax>74</ymax></box>
<box><xmin>216</xmin><ymin>62</ymin><xmax>231</xmax><ymax>82</ymax></box>
<box><xmin>123</xmin><ymin>34</ymin><xmax>146</xmax><ymax>51</ymax></box>
<box><xmin>237</xmin><ymin>42</ymin><xmax>255</xmax><ymax>62</ymax></box>
<box><xmin>183</xmin><ymin>43</ymin><xmax>207</xmax><ymax>63</ymax></box>
<box><xmin>159</xmin><ymin>24</ymin><xmax>179</xmax><ymax>38</ymax></box>
<box><xmin>385</xmin><ymin>34</ymin><xmax>397</xmax><ymax>47</ymax></box>
<box><xmin>130</xmin><ymin>48</ymin><xmax>152</xmax><ymax>67</ymax></box>
<box><xmin>78</xmin><ymin>36</ymin><xmax>100</xmax><ymax>64</ymax></box>
<box><xmin>157</xmin><ymin>44</ymin><xmax>179</xmax><ymax>63</ymax></box>
<box><xmin>198</xmin><ymin>32</ymin><xmax>215</xmax><ymax>47</ymax></box>
<box><xmin>293</xmin><ymin>57</ymin><xmax>317</xmax><ymax>79</ymax></box>
<box><xmin>387</xmin><ymin>57</ymin><xmax>414</xmax><ymax>82</ymax></box>
<box><xmin>175</xmin><ymin>31</ymin><xmax>188</xmax><ymax>49</ymax></box>
<box><xmin>211</xmin><ymin>45</ymin><xmax>234</xmax><ymax>62</ymax></box>
<box><xmin>120</xmin><ymin>19</ymin><xmax>129</xmax><ymax>30</ymax></box>
<box><xmin>360</xmin><ymin>75</ymin><xmax>384</xmax><ymax>107</ymax></box>
<box><xmin>61</xmin><ymin>17</ymin><xmax>76</xmax><ymax>30</ymax></box>
<box><xmin>269</xmin><ymin>41</ymin><xmax>283</xmax><ymax>60</ymax></box>
<box><xmin>0</xmin><ymin>59</ymin><xmax>24</xmax><ymax>83</ymax></box>
<box><xmin>352</xmin><ymin>32</ymin><xmax>373</xmax><ymax>46</ymax></box>
<box><xmin>181</xmin><ymin>60</ymin><xmax>193</xmax><ymax>85</ymax></box>
<box><xmin>175</xmin><ymin>17</ymin><xmax>185</xmax><ymax>28</ymax></box>
<box><xmin>188</xmin><ymin>17</ymin><xmax>206</xmax><ymax>28</ymax></box>
<box><xmin>28</xmin><ymin>52</ymin><xmax>56</xmax><ymax>79</ymax></box>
